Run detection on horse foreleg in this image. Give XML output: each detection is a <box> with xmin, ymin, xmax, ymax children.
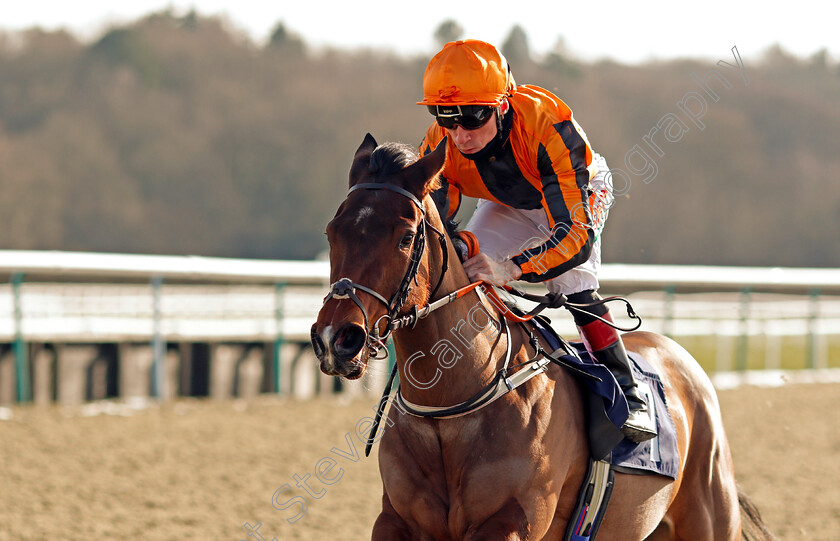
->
<box><xmin>371</xmin><ymin>492</ymin><xmax>414</xmax><ymax>541</ymax></box>
<box><xmin>463</xmin><ymin>498</ymin><xmax>530</xmax><ymax>541</ymax></box>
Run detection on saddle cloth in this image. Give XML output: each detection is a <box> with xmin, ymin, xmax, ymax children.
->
<box><xmin>530</xmin><ymin>318</ymin><xmax>679</xmax><ymax>480</ymax></box>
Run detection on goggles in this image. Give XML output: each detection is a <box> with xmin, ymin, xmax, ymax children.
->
<box><xmin>427</xmin><ymin>105</ymin><xmax>495</xmax><ymax>130</ymax></box>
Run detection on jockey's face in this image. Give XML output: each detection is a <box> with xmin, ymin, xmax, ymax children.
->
<box><xmin>446</xmin><ymin>110</ymin><xmax>498</xmax><ymax>155</ymax></box>
<box><xmin>444</xmin><ymin>100</ymin><xmax>508</xmax><ymax>156</ymax></box>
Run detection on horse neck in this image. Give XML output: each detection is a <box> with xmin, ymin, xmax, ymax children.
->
<box><xmin>392</xmin><ymin>228</ymin><xmax>509</xmax><ymax>408</ymax></box>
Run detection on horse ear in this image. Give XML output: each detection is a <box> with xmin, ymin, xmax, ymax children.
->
<box><xmin>349</xmin><ymin>133</ymin><xmax>378</xmax><ymax>187</ymax></box>
<box><xmin>402</xmin><ymin>139</ymin><xmax>447</xmax><ymax>197</ymax></box>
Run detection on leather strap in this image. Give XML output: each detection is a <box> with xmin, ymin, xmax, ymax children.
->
<box><xmin>349</xmin><ymin>182</ymin><xmax>425</xmax><ymax>213</ymax></box>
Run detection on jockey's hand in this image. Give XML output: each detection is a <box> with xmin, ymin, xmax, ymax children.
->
<box><xmin>462</xmin><ymin>252</ymin><xmax>523</xmax><ymax>287</ymax></box>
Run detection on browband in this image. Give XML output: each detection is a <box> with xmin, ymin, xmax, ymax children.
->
<box><xmin>349</xmin><ymin>183</ymin><xmax>425</xmax><ymax>214</ymax></box>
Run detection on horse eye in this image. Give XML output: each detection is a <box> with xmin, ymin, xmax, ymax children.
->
<box><xmin>399</xmin><ymin>232</ymin><xmax>415</xmax><ymax>248</ymax></box>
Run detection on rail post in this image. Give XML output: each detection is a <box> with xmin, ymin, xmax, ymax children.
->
<box><xmin>736</xmin><ymin>286</ymin><xmax>752</xmax><ymax>371</ymax></box>
<box><xmin>274</xmin><ymin>282</ymin><xmax>287</xmax><ymax>394</ymax></box>
<box><xmin>387</xmin><ymin>338</ymin><xmax>398</xmax><ymax>386</ymax></box>
<box><xmin>150</xmin><ymin>276</ymin><xmax>166</xmax><ymax>399</ymax></box>
<box><xmin>807</xmin><ymin>287</ymin><xmax>821</xmax><ymax>369</ymax></box>
<box><xmin>12</xmin><ymin>273</ymin><xmax>30</xmax><ymax>403</ymax></box>
<box><xmin>662</xmin><ymin>284</ymin><xmax>676</xmax><ymax>337</ymax></box>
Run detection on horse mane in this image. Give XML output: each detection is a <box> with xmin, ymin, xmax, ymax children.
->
<box><xmin>429</xmin><ymin>186</ymin><xmax>461</xmax><ymax>240</ymax></box>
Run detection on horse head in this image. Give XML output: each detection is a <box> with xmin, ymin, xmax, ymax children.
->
<box><xmin>310</xmin><ymin>134</ymin><xmax>447</xmax><ymax>379</ymax></box>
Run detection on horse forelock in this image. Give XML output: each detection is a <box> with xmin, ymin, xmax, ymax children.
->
<box><xmin>369</xmin><ymin>142</ymin><xmax>418</xmax><ymax>178</ymax></box>
<box><xmin>366</xmin><ymin>142</ymin><xmax>443</xmax><ymax>193</ymax></box>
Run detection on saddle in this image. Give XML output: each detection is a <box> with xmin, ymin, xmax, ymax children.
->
<box><xmin>526</xmin><ymin>315</ymin><xmax>679</xmax><ymax>541</ymax></box>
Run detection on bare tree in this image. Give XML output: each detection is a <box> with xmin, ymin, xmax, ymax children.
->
<box><xmin>433</xmin><ymin>20</ymin><xmax>464</xmax><ymax>49</ymax></box>
<box><xmin>501</xmin><ymin>25</ymin><xmax>531</xmax><ymax>68</ymax></box>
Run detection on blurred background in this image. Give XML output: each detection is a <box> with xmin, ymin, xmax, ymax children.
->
<box><xmin>0</xmin><ymin>2</ymin><xmax>838</xmax><ymax>266</ymax></box>
<box><xmin>1</xmin><ymin>0</ymin><xmax>839</xmax><ymax>408</ymax></box>
<box><xmin>1</xmin><ymin>4</ymin><xmax>839</xmax><ymax>540</ymax></box>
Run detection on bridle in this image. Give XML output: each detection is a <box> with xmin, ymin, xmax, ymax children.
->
<box><xmin>319</xmin><ymin>181</ymin><xmax>643</xmax><ymax>361</ymax></box>
<box><xmin>318</xmin><ymin>182</ymin><xmax>449</xmax><ymax>359</ymax></box>
<box><xmin>319</xmin><ymin>180</ymin><xmax>645</xmax><ymax>457</ymax></box>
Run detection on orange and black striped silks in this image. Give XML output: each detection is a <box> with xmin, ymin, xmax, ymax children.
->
<box><xmin>419</xmin><ymin>84</ymin><xmax>599</xmax><ymax>282</ymax></box>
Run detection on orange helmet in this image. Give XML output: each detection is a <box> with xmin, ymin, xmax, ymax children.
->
<box><xmin>417</xmin><ymin>40</ymin><xmax>516</xmax><ymax>107</ymax></box>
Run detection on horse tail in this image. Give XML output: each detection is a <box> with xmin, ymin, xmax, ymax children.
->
<box><xmin>738</xmin><ymin>486</ymin><xmax>778</xmax><ymax>541</ymax></box>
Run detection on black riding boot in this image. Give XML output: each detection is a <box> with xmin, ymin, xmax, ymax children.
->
<box><xmin>588</xmin><ymin>336</ymin><xmax>658</xmax><ymax>443</ymax></box>
<box><xmin>569</xmin><ymin>291</ymin><xmax>658</xmax><ymax>443</ymax></box>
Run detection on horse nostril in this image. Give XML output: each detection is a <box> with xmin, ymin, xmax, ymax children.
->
<box><xmin>331</xmin><ymin>324</ymin><xmax>367</xmax><ymax>359</ymax></box>
<box><xmin>311</xmin><ymin>324</ymin><xmax>327</xmax><ymax>360</ymax></box>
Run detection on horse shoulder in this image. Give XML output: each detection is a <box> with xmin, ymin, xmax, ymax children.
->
<box><xmin>469</xmin><ymin>365</ymin><xmax>590</xmax><ymax>536</ymax></box>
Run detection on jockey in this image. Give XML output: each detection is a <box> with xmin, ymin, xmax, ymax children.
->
<box><xmin>417</xmin><ymin>39</ymin><xmax>657</xmax><ymax>443</ymax></box>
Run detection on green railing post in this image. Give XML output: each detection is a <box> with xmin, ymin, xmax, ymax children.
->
<box><xmin>12</xmin><ymin>273</ymin><xmax>30</xmax><ymax>403</ymax></box>
<box><xmin>807</xmin><ymin>287</ymin><xmax>821</xmax><ymax>369</ymax></box>
<box><xmin>736</xmin><ymin>286</ymin><xmax>752</xmax><ymax>371</ymax></box>
<box><xmin>151</xmin><ymin>276</ymin><xmax>166</xmax><ymax>399</ymax></box>
<box><xmin>386</xmin><ymin>338</ymin><xmax>398</xmax><ymax>387</ymax></box>
<box><xmin>663</xmin><ymin>284</ymin><xmax>676</xmax><ymax>338</ymax></box>
<box><xmin>274</xmin><ymin>282</ymin><xmax>287</xmax><ymax>394</ymax></box>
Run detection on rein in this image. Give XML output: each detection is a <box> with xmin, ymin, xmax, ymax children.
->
<box><xmin>321</xmin><ymin>182</ymin><xmax>448</xmax><ymax>359</ymax></box>
<box><xmin>320</xmin><ymin>181</ymin><xmax>642</xmax><ymax>457</ymax></box>
<box><xmin>387</xmin><ymin>280</ymin><xmax>642</xmax><ymax>332</ymax></box>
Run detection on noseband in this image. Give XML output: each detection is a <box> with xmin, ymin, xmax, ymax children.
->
<box><xmin>321</xmin><ymin>182</ymin><xmax>448</xmax><ymax>358</ymax></box>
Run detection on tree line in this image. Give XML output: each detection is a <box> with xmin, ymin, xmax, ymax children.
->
<box><xmin>1</xmin><ymin>11</ymin><xmax>838</xmax><ymax>267</ymax></box>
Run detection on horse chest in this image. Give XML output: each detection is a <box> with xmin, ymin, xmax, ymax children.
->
<box><xmin>381</xmin><ymin>415</ymin><xmax>542</xmax><ymax>535</ymax></box>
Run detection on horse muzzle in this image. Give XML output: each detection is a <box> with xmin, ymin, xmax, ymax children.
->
<box><xmin>310</xmin><ymin>322</ymin><xmax>368</xmax><ymax>380</ymax></box>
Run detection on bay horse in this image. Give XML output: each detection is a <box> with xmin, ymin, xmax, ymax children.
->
<box><xmin>310</xmin><ymin>134</ymin><xmax>775</xmax><ymax>540</ymax></box>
